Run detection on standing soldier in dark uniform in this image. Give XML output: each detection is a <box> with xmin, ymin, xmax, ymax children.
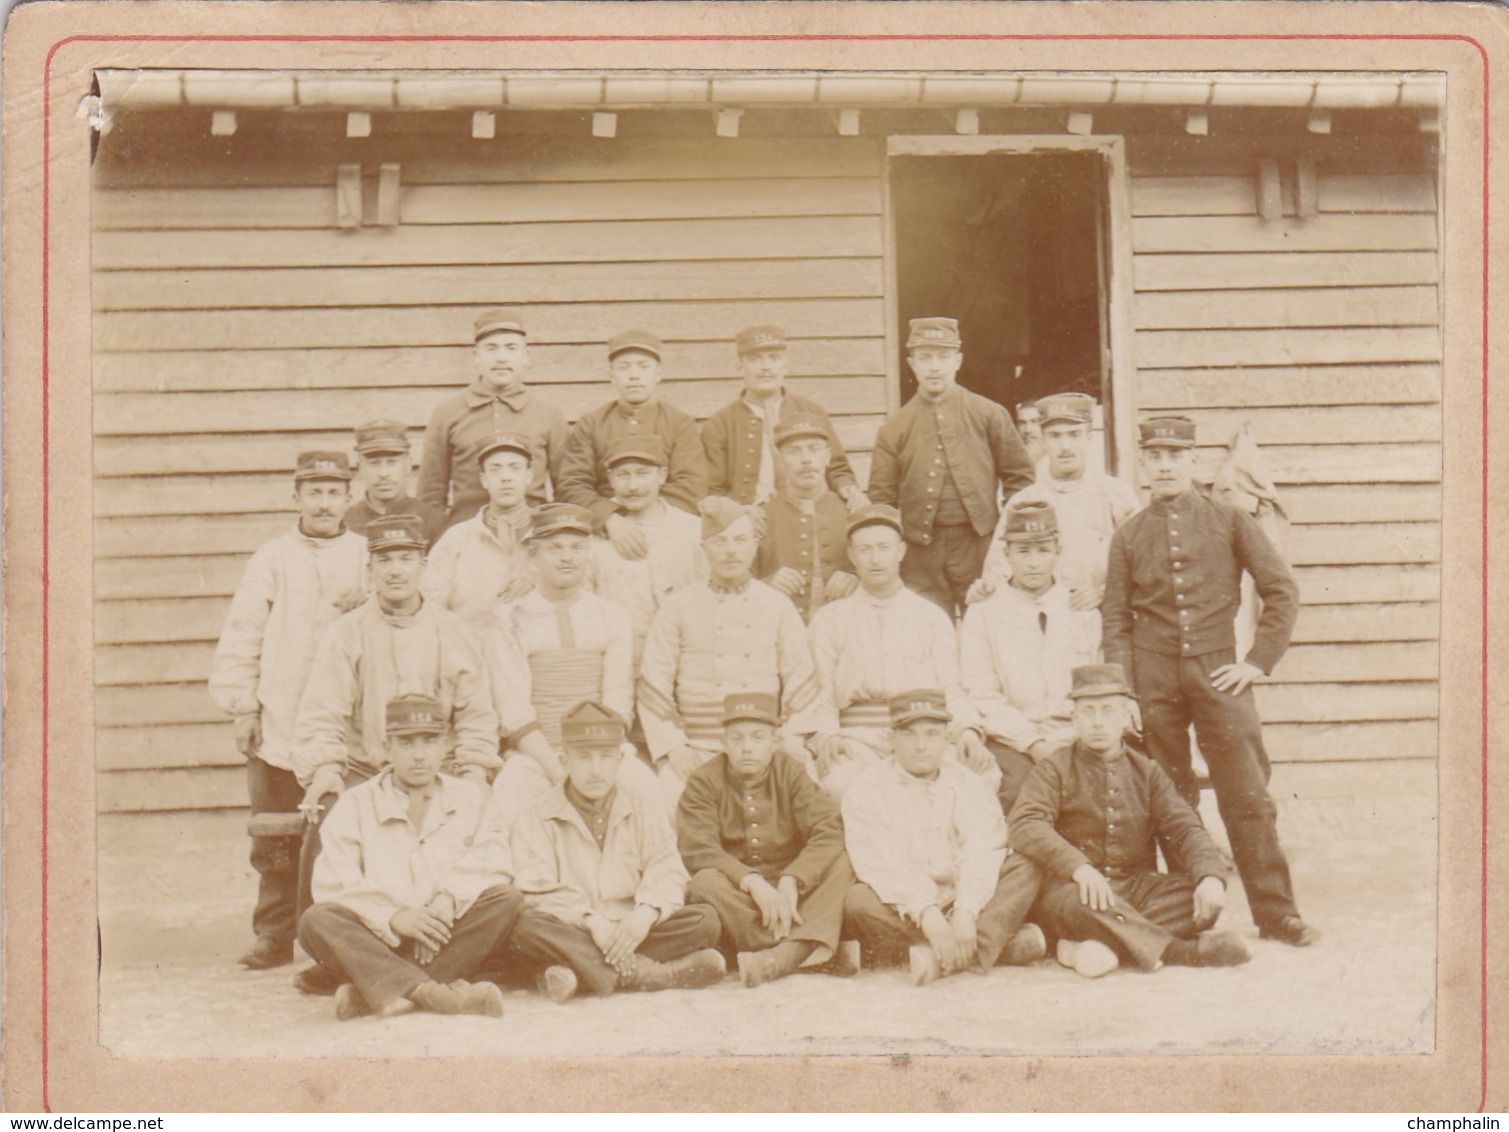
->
<box><xmin>868</xmin><ymin>317</ymin><xmax>1035</xmax><ymax>620</ymax></box>
<box><xmin>555</xmin><ymin>329</ymin><xmax>708</xmax><ymax>562</ymax></box>
<box><xmin>418</xmin><ymin>309</ymin><xmax>570</xmax><ymax>531</ymax></box>
<box><xmin>346</xmin><ymin>420</ymin><xmax>446</xmax><ymax>547</ymax></box>
<box><xmin>1102</xmin><ymin>415</ymin><xmax>1318</xmax><ymax>948</ymax></box>
<box><xmin>702</xmin><ymin>325</ymin><xmax>867</xmax><ymax>511</ymax></box>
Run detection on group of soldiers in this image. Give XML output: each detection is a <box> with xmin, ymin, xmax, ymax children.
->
<box><xmin>208</xmin><ymin>308</ymin><xmax>1319</xmax><ymax>1023</ymax></box>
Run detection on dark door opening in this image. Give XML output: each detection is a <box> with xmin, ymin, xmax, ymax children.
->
<box><xmin>890</xmin><ymin>151</ymin><xmax>1111</xmax><ymax>452</ymax></box>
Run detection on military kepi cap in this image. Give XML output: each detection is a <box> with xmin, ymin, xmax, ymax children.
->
<box><xmin>476</xmin><ymin>433</ymin><xmax>535</xmax><ymax>468</ymax></box>
<box><xmin>294</xmin><ymin>450</ymin><xmax>353</xmax><ymax>483</ymax></box>
<box><xmin>1138</xmin><ymin>415</ymin><xmax>1197</xmax><ymax>449</ymax></box>
<box><xmin>604</xmin><ymin>434</ymin><xmax>668</xmax><ymax>469</ymax></box>
<box><xmin>353</xmin><ymin>420</ymin><xmax>411</xmax><ymax>456</ymax></box>
<box><xmin>890</xmin><ymin>689</ymin><xmax>951</xmax><ymax>727</ymax></box>
<box><xmin>735</xmin><ymin>325</ymin><xmax>787</xmax><ymax>356</ymax></box>
<box><xmin>1003</xmin><ymin>500</ymin><xmax>1059</xmax><ymax>545</ymax></box>
<box><xmin>527</xmin><ymin>503</ymin><xmax>594</xmax><ymax>541</ymax></box>
<box><xmin>1067</xmin><ymin>663</ymin><xmax>1134</xmax><ymax>700</ymax></box>
<box><xmin>607</xmin><ymin>329</ymin><xmax>663</xmax><ymax>361</ymax></box>
<box><xmin>365</xmin><ymin>514</ymin><xmax>428</xmax><ymax>553</ymax></box>
<box><xmin>773</xmin><ymin>413</ymin><xmax>830</xmax><ymax>449</ymax></box>
<box><xmin>846</xmin><ymin>503</ymin><xmax>903</xmax><ymax>539</ymax></box>
<box><xmin>474</xmin><ymin>308</ymin><xmax>527</xmax><ymax>342</ymax></box>
<box><xmin>721</xmin><ymin>691</ymin><xmax>781</xmax><ymax>728</ymax></box>
<box><xmin>699</xmin><ymin>495</ymin><xmax>766</xmax><ymax>540</ymax></box>
<box><xmin>906</xmin><ymin>317</ymin><xmax>961</xmax><ymax>350</ymax></box>
<box><xmin>560</xmin><ymin>701</ymin><xmax>628</xmax><ymax>748</ymax></box>
<box><xmin>1036</xmin><ymin>392</ymin><xmax>1096</xmax><ymax>427</ymax></box>
<box><xmin>386</xmin><ymin>694</ymin><xmax>446</xmax><ymax>737</ymax></box>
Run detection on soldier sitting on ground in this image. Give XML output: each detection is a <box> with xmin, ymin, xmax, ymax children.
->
<box><xmin>841</xmin><ymin>690</ymin><xmax>1047</xmax><ymax>986</ymax></box>
<box><xmin>298</xmin><ymin>694</ymin><xmax>522</xmax><ymax>1021</ymax></box>
<box><xmin>678</xmin><ymin>693</ymin><xmax>858</xmax><ymax>988</ymax></box>
<box><xmin>1008</xmin><ymin>663</ymin><xmax>1250</xmax><ymax>979</ymax></box>
<box><xmin>508</xmin><ymin>702</ymin><xmax>726</xmax><ymax>1001</ymax></box>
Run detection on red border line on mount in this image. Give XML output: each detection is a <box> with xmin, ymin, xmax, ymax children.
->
<box><xmin>41</xmin><ymin>31</ymin><xmax>1490</xmax><ymax>1114</ymax></box>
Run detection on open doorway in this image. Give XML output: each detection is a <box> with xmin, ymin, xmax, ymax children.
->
<box><xmin>890</xmin><ymin>149</ymin><xmax>1113</xmax><ymax>465</ymax></box>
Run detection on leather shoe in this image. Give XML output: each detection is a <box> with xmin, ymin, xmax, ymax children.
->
<box><xmin>1259</xmin><ymin>916</ymin><xmax>1322</xmax><ymax>947</ymax></box>
<box><xmin>293</xmin><ymin>963</ymin><xmax>342</xmax><ymax>996</ymax></box>
<box><xmin>238</xmin><ymin>936</ymin><xmax>293</xmax><ymax>970</ymax></box>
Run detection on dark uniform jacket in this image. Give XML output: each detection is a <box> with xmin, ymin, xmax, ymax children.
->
<box><xmin>868</xmin><ymin>384</ymin><xmax>1034</xmax><ymax>544</ymax></box>
<box><xmin>346</xmin><ymin>494</ymin><xmax>447</xmax><ymax>548</ymax></box>
<box><xmin>1008</xmin><ymin>741</ymin><xmax>1229</xmax><ymax>883</ymax></box>
<box><xmin>1102</xmin><ymin>489</ymin><xmax>1298</xmax><ymax>675</ymax></box>
<box><xmin>677</xmin><ymin>750</ymin><xmax>846</xmax><ymax>895</ymax></box>
<box><xmin>702</xmin><ymin>392</ymin><xmax>857</xmax><ymax>504</ymax></box>
<box><xmin>555</xmin><ymin>399</ymin><xmax>708</xmax><ymax>529</ymax></box>
<box><xmin>417</xmin><ymin>382</ymin><xmax>570</xmax><ymax>527</ymax></box>
<box><xmin>754</xmin><ymin>491</ymin><xmax>853</xmax><ymax>621</ymax></box>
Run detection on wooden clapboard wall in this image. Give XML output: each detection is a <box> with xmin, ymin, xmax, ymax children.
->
<box><xmin>1126</xmin><ymin>168</ymin><xmax>1441</xmax><ymax>765</ymax></box>
<box><xmin>94</xmin><ymin>123</ymin><xmax>888</xmax><ymax>812</ymax></box>
<box><xmin>94</xmin><ymin>112</ymin><xmax>1441</xmax><ymax>811</ymax></box>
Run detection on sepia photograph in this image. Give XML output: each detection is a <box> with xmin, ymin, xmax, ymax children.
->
<box><xmin>3</xmin><ymin>0</ymin><xmax>1499</xmax><ymax>1112</ymax></box>
<box><xmin>90</xmin><ymin>61</ymin><xmax>1442</xmax><ymax>1059</ymax></box>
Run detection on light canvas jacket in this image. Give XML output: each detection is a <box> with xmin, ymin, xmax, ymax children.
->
<box><xmin>208</xmin><ymin>525</ymin><xmax>368</xmax><ymax>772</ymax></box>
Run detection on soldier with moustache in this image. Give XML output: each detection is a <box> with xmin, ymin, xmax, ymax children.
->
<box><xmin>702</xmin><ymin>325</ymin><xmax>867</xmax><ymax>511</ymax></box>
<box><xmin>418</xmin><ymin>309</ymin><xmax>570</xmax><ymax>531</ymax></box>
<box><xmin>753</xmin><ymin>413</ymin><xmax>859</xmax><ymax>623</ymax></box>
<box><xmin>555</xmin><ymin>329</ymin><xmax>708</xmax><ymax>563</ymax></box>
<box><xmin>345</xmin><ymin>420</ymin><xmax>446</xmax><ymax>547</ymax></box>
<box><xmin>209</xmin><ymin>451</ymin><xmax>368</xmax><ymax>970</ymax></box>
<box><xmin>974</xmin><ymin>392</ymin><xmax>1140</xmax><ymax>611</ymax></box>
<box><xmin>868</xmin><ymin>318</ymin><xmax>1035</xmax><ymax>620</ymax></box>
<box><xmin>805</xmin><ymin>503</ymin><xmax>996</xmax><ymax>801</ymax></box>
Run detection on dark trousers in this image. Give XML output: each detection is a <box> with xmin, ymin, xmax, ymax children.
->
<box><xmin>686</xmin><ymin>854</ymin><xmax>855</xmax><ymax>959</ymax></box>
<box><xmin>841</xmin><ymin>852</ymin><xmax>1042</xmax><ymax>971</ymax></box>
<box><xmin>1033</xmin><ymin>871</ymin><xmax>1201</xmax><ymax>970</ymax></box>
<box><xmin>1131</xmin><ymin>646</ymin><xmax>1299</xmax><ymax>929</ymax></box>
<box><xmin>298</xmin><ymin>884</ymin><xmax>524</xmax><ymax>1012</ymax></box>
<box><xmin>987</xmin><ymin>739</ymin><xmax>1037</xmax><ymax>813</ymax></box>
<box><xmin>296</xmin><ymin>763</ymin><xmax>378</xmax><ymax>920</ymax></box>
<box><xmin>901</xmin><ymin>522</ymin><xmax>990</xmax><ymax>620</ymax></box>
<box><xmin>247</xmin><ymin>756</ymin><xmax>304</xmax><ymax>944</ymax></box>
<box><xmin>508</xmin><ymin>905</ymin><xmax>721</xmax><ymax>997</ymax></box>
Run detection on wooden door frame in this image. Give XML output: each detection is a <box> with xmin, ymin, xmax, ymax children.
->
<box><xmin>882</xmin><ymin>133</ymin><xmax>1137</xmax><ymax>475</ymax></box>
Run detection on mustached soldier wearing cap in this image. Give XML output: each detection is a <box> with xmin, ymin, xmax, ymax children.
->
<box><xmin>702</xmin><ymin>325</ymin><xmax>867</xmax><ymax>512</ymax></box>
<box><xmin>481</xmin><ymin>504</ymin><xmax>661</xmax><ymax>822</ymax></box>
<box><xmin>209</xmin><ymin>451</ymin><xmax>368</xmax><ymax>970</ymax></box>
<box><xmin>298</xmin><ymin>695</ymin><xmax>523</xmax><ymax>1021</ymax></box>
<box><xmin>753</xmin><ymin>413</ymin><xmax>859</xmax><ymax>623</ymax></box>
<box><xmin>555</xmin><ymin>330</ymin><xmax>708</xmax><ymax>562</ymax></box>
<box><xmin>417</xmin><ymin>309</ymin><xmax>570</xmax><ymax>532</ymax></box>
<box><xmin>508</xmin><ymin>702</ymin><xmax>726</xmax><ymax>1000</ymax></box>
<box><xmin>1102</xmin><ymin>416</ymin><xmax>1317</xmax><ymax>948</ymax></box>
<box><xmin>346</xmin><ymin>421</ymin><xmax>446</xmax><ymax>548</ymax></box>
<box><xmin>678</xmin><ymin>693</ymin><xmax>858</xmax><ymax>988</ymax></box>
<box><xmin>960</xmin><ymin>500</ymin><xmax>1103</xmax><ymax>809</ymax></box>
<box><xmin>422</xmin><ymin>433</ymin><xmax>538</xmax><ymax>628</ymax></box>
<box><xmin>1007</xmin><ymin>665</ymin><xmax>1251</xmax><ymax>979</ymax></box>
<box><xmin>973</xmin><ymin>392</ymin><xmax>1140</xmax><ymax>611</ymax></box>
<box><xmin>291</xmin><ymin>513</ymin><xmax>502</xmax><ymax>807</ymax></box>
<box><xmin>637</xmin><ymin>497</ymin><xmax>824</xmax><ymax>807</ymax></box>
<box><xmin>805</xmin><ymin>503</ymin><xmax>997</xmax><ymax>802</ymax></box>
<box><xmin>585</xmin><ymin>435</ymin><xmax>706</xmax><ymax>673</ymax></box>
<box><xmin>868</xmin><ymin>318</ymin><xmax>1035</xmax><ymax>620</ymax></box>
<box><xmin>840</xmin><ymin>690</ymin><xmax>1047</xmax><ymax>985</ymax></box>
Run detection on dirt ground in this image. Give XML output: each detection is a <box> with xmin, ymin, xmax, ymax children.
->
<box><xmin>97</xmin><ymin>760</ymin><xmax>1437</xmax><ymax>1059</ymax></box>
